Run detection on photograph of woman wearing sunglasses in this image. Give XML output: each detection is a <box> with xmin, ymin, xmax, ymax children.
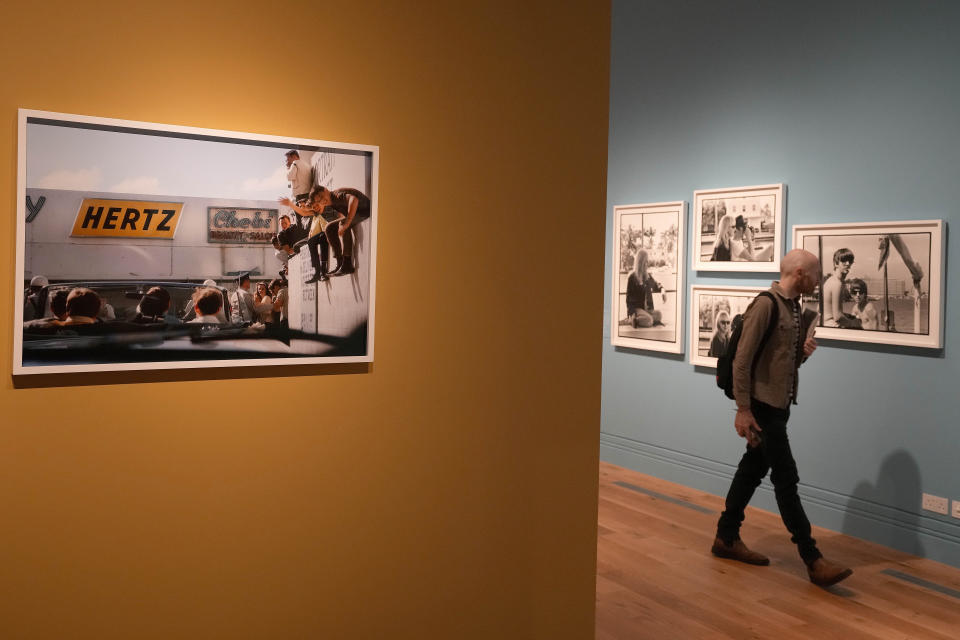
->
<box><xmin>708</xmin><ymin>309</ymin><xmax>733</xmax><ymax>357</ymax></box>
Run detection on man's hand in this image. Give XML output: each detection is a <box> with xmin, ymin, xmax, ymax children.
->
<box><xmin>735</xmin><ymin>408</ymin><xmax>762</xmax><ymax>447</ymax></box>
<box><xmin>803</xmin><ymin>337</ymin><xmax>817</xmax><ymax>358</ymax></box>
<box><xmin>278</xmin><ymin>196</ymin><xmax>293</xmax><ymax>207</ymax></box>
<box><xmin>338</xmin><ymin>223</ymin><xmax>349</xmax><ymax>236</ymax></box>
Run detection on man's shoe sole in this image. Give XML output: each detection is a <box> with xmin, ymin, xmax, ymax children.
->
<box><xmin>710</xmin><ymin>545</ymin><xmax>770</xmax><ymax>566</ymax></box>
<box><xmin>810</xmin><ymin>568</ymin><xmax>853</xmax><ymax>587</ymax></box>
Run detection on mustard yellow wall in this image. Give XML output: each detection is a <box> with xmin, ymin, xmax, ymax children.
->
<box><xmin>0</xmin><ymin>2</ymin><xmax>609</xmax><ymax>638</ymax></box>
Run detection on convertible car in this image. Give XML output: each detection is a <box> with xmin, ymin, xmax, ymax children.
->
<box><xmin>21</xmin><ymin>281</ymin><xmax>366</xmax><ymax>366</ymax></box>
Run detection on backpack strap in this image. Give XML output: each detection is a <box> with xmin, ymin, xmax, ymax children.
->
<box><xmin>753</xmin><ymin>291</ymin><xmax>779</xmax><ymax>368</ymax></box>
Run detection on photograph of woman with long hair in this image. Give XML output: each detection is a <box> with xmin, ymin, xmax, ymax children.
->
<box><xmin>711</xmin><ymin>214</ymin><xmax>735</xmax><ymax>262</ymax></box>
<box><xmin>613</xmin><ymin>202</ymin><xmax>684</xmax><ymax>351</ymax></box>
<box><xmin>707</xmin><ymin>309</ymin><xmax>731</xmax><ymax>357</ymax></box>
<box><xmin>624</xmin><ymin>248</ymin><xmax>664</xmax><ymax>328</ymax></box>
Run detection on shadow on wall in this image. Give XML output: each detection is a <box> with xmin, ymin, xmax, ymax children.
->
<box><xmin>842</xmin><ymin>449</ymin><xmax>925</xmax><ymax>558</ymax></box>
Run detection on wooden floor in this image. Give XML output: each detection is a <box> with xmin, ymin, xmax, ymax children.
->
<box><xmin>596</xmin><ymin>462</ymin><xmax>960</xmax><ymax>640</ymax></box>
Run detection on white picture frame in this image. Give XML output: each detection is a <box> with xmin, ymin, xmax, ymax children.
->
<box><xmin>611</xmin><ymin>201</ymin><xmax>686</xmax><ymax>353</ymax></box>
<box><xmin>693</xmin><ymin>183</ymin><xmax>784</xmax><ymax>272</ymax></box>
<box><xmin>792</xmin><ymin>220</ymin><xmax>945</xmax><ymax>349</ymax></box>
<box><xmin>15</xmin><ymin>109</ymin><xmax>379</xmax><ymax>375</ymax></box>
<box><xmin>688</xmin><ymin>284</ymin><xmax>767</xmax><ymax>368</ymax></box>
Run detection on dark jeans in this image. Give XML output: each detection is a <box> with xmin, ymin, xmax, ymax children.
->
<box><xmin>307</xmin><ymin>233</ymin><xmax>329</xmax><ymax>272</ymax></box>
<box><xmin>325</xmin><ymin>220</ymin><xmax>350</xmax><ymax>258</ymax></box>
<box><xmin>716</xmin><ymin>400</ymin><xmax>822</xmax><ymax>566</ymax></box>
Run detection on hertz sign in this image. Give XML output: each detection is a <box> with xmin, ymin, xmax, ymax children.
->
<box><xmin>71</xmin><ymin>198</ymin><xmax>184</xmax><ymax>239</ymax></box>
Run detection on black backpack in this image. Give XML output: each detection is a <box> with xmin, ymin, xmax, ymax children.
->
<box><xmin>716</xmin><ymin>291</ymin><xmax>779</xmax><ymax>400</ymax></box>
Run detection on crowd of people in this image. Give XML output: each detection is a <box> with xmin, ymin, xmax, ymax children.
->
<box><xmin>23</xmin><ymin>273</ymin><xmax>291</xmax><ymax>331</ymax></box>
<box><xmin>219</xmin><ymin>272</ymin><xmax>289</xmax><ymax>327</ymax></box>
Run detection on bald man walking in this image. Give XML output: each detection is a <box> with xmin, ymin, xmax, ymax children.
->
<box><xmin>711</xmin><ymin>249</ymin><xmax>853</xmax><ymax>587</ymax></box>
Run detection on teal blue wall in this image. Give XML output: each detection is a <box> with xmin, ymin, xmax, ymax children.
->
<box><xmin>603</xmin><ymin>0</ymin><xmax>960</xmax><ymax>567</ymax></box>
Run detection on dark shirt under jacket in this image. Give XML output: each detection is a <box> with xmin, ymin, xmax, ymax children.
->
<box><xmin>708</xmin><ymin>333</ymin><xmax>729</xmax><ymax>358</ymax></box>
<box><xmin>712</xmin><ymin>242</ymin><xmax>731</xmax><ymax>261</ymax></box>
<box><xmin>278</xmin><ymin>224</ymin><xmax>307</xmax><ymax>247</ymax></box>
<box><xmin>732</xmin><ymin>282</ymin><xmax>810</xmax><ymax>410</ymax></box>
<box><xmin>626</xmin><ymin>272</ymin><xmax>662</xmax><ymax>316</ymax></box>
<box><xmin>329</xmin><ymin>188</ymin><xmax>371</xmax><ymax>221</ymax></box>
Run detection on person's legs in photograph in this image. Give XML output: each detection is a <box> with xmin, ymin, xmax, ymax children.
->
<box><xmin>327</xmin><ymin>221</ymin><xmax>355</xmax><ymax>276</ymax></box>
<box><xmin>338</xmin><ymin>224</ymin><xmax>354</xmax><ymax>275</ymax></box>
<box><xmin>306</xmin><ymin>233</ymin><xmax>329</xmax><ymax>283</ymax></box>
<box><xmin>324</xmin><ymin>221</ymin><xmax>345</xmax><ymax>273</ymax></box>
<box><xmin>631</xmin><ymin>308</ymin><xmax>654</xmax><ymax>328</ymax></box>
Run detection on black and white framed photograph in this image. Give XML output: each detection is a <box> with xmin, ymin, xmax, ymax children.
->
<box><xmin>611</xmin><ymin>201</ymin><xmax>686</xmax><ymax>353</ymax></box>
<box><xmin>793</xmin><ymin>220</ymin><xmax>944</xmax><ymax>349</ymax></box>
<box><xmin>688</xmin><ymin>284</ymin><xmax>766</xmax><ymax>368</ymax></box>
<box><xmin>693</xmin><ymin>183</ymin><xmax>784</xmax><ymax>272</ymax></box>
<box><xmin>14</xmin><ymin>109</ymin><xmax>378</xmax><ymax>375</ymax></box>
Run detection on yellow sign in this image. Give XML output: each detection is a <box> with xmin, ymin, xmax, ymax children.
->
<box><xmin>71</xmin><ymin>199</ymin><xmax>184</xmax><ymax>239</ymax></box>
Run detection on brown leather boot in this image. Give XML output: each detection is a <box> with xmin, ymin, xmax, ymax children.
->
<box><xmin>711</xmin><ymin>537</ymin><xmax>770</xmax><ymax>565</ymax></box>
<box><xmin>807</xmin><ymin>557</ymin><xmax>853</xmax><ymax>587</ymax></box>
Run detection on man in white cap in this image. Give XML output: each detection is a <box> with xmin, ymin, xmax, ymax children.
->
<box><xmin>23</xmin><ymin>275</ymin><xmax>48</xmax><ymax>321</ymax></box>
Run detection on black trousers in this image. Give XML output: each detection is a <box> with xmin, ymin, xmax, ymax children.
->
<box><xmin>307</xmin><ymin>233</ymin><xmax>329</xmax><ymax>272</ymax></box>
<box><xmin>716</xmin><ymin>400</ymin><xmax>822</xmax><ymax>565</ymax></box>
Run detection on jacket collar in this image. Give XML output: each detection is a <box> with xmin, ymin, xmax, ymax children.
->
<box><xmin>770</xmin><ymin>280</ymin><xmax>800</xmax><ymax>303</ymax></box>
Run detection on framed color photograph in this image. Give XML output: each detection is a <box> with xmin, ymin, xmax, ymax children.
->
<box><xmin>793</xmin><ymin>220</ymin><xmax>944</xmax><ymax>348</ymax></box>
<box><xmin>688</xmin><ymin>284</ymin><xmax>766</xmax><ymax>368</ymax></box>
<box><xmin>693</xmin><ymin>183</ymin><xmax>784</xmax><ymax>272</ymax></box>
<box><xmin>14</xmin><ymin>109</ymin><xmax>378</xmax><ymax>375</ymax></box>
<box><xmin>611</xmin><ymin>201</ymin><xmax>686</xmax><ymax>353</ymax></box>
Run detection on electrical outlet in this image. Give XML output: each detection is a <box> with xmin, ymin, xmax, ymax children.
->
<box><xmin>952</xmin><ymin>500</ymin><xmax>960</xmax><ymax>519</ymax></box>
<box><xmin>922</xmin><ymin>493</ymin><xmax>949</xmax><ymax>515</ymax></box>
